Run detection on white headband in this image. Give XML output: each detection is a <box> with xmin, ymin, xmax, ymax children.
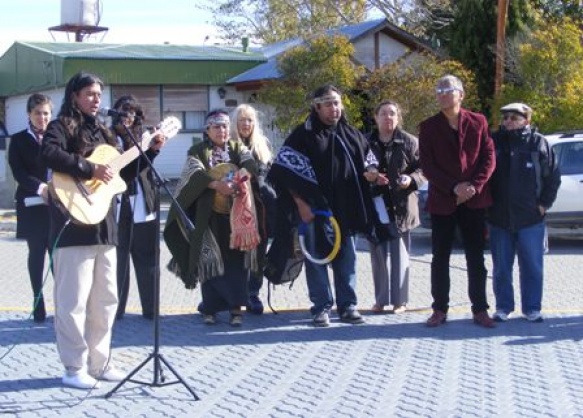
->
<box><xmin>312</xmin><ymin>93</ymin><xmax>341</xmax><ymax>105</ymax></box>
<box><xmin>206</xmin><ymin>113</ymin><xmax>230</xmax><ymax>128</ymax></box>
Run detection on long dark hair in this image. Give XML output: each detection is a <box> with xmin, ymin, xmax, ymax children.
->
<box><xmin>112</xmin><ymin>94</ymin><xmax>145</xmax><ymax>150</ymax></box>
<box><xmin>58</xmin><ymin>72</ymin><xmax>115</xmax><ymax>153</ymax></box>
<box><xmin>309</xmin><ymin>84</ymin><xmax>345</xmax><ymax>123</ymax></box>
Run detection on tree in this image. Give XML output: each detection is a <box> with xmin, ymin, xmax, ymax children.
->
<box><xmin>257</xmin><ymin>35</ymin><xmax>365</xmax><ymax>133</ymax></box>
<box><xmin>426</xmin><ymin>0</ymin><xmax>535</xmax><ymax>116</ymax></box>
<box><xmin>498</xmin><ymin>19</ymin><xmax>583</xmax><ymax>132</ymax></box>
<box><xmin>198</xmin><ymin>0</ymin><xmax>367</xmax><ymax>44</ymax></box>
<box><xmin>360</xmin><ymin>53</ymin><xmax>479</xmax><ymax>133</ymax></box>
<box><xmin>531</xmin><ymin>0</ymin><xmax>583</xmax><ymax>24</ymax></box>
<box><xmin>367</xmin><ymin>0</ymin><xmax>453</xmax><ymax>37</ymax></box>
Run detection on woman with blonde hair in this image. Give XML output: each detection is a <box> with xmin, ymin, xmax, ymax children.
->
<box><xmin>231</xmin><ymin>104</ymin><xmax>276</xmax><ymax>314</ymax></box>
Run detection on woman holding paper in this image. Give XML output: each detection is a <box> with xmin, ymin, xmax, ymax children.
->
<box><xmin>8</xmin><ymin>93</ymin><xmax>52</xmax><ymax>322</ymax></box>
<box><xmin>366</xmin><ymin>100</ymin><xmax>426</xmax><ymax>314</ymax></box>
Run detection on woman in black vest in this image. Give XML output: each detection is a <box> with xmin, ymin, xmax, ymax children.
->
<box><xmin>112</xmin><ymin>95</ymin><xmax>165</xmax><ymax>321</ymax></box>
<box><xmin>8</xmin><ymin>93</ymin><xmax>52</xmax><ymax>323</ymax></box>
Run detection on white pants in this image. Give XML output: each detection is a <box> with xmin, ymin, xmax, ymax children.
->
<box><xmin>53</xmin><ymin>245</ymin><xmax>118</xmax><ymax>375</ymax></box>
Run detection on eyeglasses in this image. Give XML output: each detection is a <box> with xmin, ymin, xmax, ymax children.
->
<box><xmin>502</xmin><ymin>113</ymin><xmax>525</xmax><ymax>122</ymax></box>
<box><xmin>436</xmin><ymin>87</ymin><xmax>459</xmax><ymax>95</ymax></box>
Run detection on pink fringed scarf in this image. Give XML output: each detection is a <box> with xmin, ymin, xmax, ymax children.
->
<box><xmin>230</xmin><ymin>168</ymin><xmax>260</xmax><ymax>251</ymax></box>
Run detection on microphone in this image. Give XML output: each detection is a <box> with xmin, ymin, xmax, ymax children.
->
<box><xmin>97</xmin><ymin>107</ymin><xmax>127</xmax><ymax>118</ymax></box>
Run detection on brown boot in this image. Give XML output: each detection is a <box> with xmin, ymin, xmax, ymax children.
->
<box><xmin>473</xmin><ymin>311</ymin><xmax>496</xmax><ymax>328</ymax></box>
<box><xmin>426</xmin><ymin>310</ymin><xmax>447</xmax><ymax>327</ymax></box>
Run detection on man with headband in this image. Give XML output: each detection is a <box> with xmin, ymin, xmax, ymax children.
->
<box><xmin>268</xmin><ymin>85</ymin><xmax>379</xmax><ymax>327</ymax></box>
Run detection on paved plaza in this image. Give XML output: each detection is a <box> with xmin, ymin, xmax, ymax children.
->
<box><xmin>0</xmin><ymin>211</ymin><xmax>582</xmax><ymax>417</ymax></box>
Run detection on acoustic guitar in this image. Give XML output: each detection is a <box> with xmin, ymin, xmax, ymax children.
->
<box><xmin>49</xmin><ymin>116</ymin><xmax>181</xmax><ymax>225</ymax></box>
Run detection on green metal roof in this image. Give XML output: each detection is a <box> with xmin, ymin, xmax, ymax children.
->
<box><xmin>0</xmin><ymin>41</ymin><xmax>266</xmax><ymax>96</ymax></box>
<box><xmin>20</xmin><ymin>41</ymin><xmax>264</xmax><ymax>61</ymax></box>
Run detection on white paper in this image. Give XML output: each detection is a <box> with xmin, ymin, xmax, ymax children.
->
<box><xmin>24</xmin><ymin>196</ymin><xmax>45</xmax><ymax>207</ymax></box>
<box><xmin>373</xmin><ymin>196</ymin><xmax>390</xmax><ymax>224</ymax></box>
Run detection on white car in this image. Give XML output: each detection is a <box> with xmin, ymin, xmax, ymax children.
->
<box><xmin>417</xmin><ymin>130</ymin><xmax>583</xmax><ymax>231</ymax></box>
<box><xmin>545</xmin><ymin>130</ymin><xmax>583</xmax><ymax>229</ymax></box>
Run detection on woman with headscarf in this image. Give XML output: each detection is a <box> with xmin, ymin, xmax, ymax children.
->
<box><xmin>164</xmin><ymin>109</ymin><xmax>259</xmax><ymax>326</ymax></box>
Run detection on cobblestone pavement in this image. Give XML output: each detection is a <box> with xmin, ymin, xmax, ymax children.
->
<box><xmin>0</xmin><ymin>211</ymin><xmax>582</xmax><ymax>417</ymax></box>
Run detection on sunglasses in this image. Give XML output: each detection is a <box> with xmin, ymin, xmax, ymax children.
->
<box><xmin>502</xmin><ymin>113</ymin><xmax>525</xmax><ymax>122</ymax></box>
<box><xmin>436</xmin><ymin>87</ymin><xmax>459</xmax><ymax>95</ymax></box>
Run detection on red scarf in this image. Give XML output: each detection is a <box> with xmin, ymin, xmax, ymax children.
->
<box><xmin>229</xmin><ymin>168</ymin><xmax>260</xmax><ymax>251</ymax></box>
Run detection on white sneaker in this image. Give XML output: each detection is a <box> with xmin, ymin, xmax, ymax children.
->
<box><xmin>62</xmin><ymin>371</ymin><xmax>101</xmax><ymax>389</ymax></box>
<box><xmin>493</xmin><ymin>311</ymin><xmax>509</xmax><ymax>322</ymax></box>
<box><xmin>92</xmin><ymin>367</ymin><xmax>126</xmax><ymax>382</ymax></box>
<box><xmin>525</xmin><ymin>311</ymin><xmax>543</xmax><ymax>323</ymax></box>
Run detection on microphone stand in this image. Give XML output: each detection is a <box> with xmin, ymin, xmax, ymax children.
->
<box><xmin>105</xmin><ymin>124</ymin><xmax>199</xmax><ymax>400</ymax></box>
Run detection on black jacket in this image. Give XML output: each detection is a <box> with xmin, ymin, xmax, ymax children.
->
<box><xmin>269</xmin><ymin>112</ymin><xmax>378</xmax><ymax>236</ymax></box>
<box><xmin>115</xmin><ymin>126</ymin><xmax>160</xmax><ymax>215</ymax></box>
<box><xmin>41</xmin><ymin>117</ymin><xmax>118</xmax><ymax>247</ymax></box>
<box><xmin>367</xmin><ymin>128</ymin><xmax>426</xmax><ymax>233</ymax></box>
<box><xmin>488</xmin><ymin>126</ymin><xmax>561</xmax><ymax>231</ymax></box>
<box><xmin>8</xmin><ymin>128</ymin><xmax>50</xmax><ymax>240</ymax></box>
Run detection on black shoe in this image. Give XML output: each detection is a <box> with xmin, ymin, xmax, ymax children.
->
<box><xmin>33</xmin><ymin>304</ymin><xmax>46</xmax><ymax>323</ymax></box>
<box><xmin>230</xmin><ymin>313</ymin><xmax>243</xmax><ymax>327</ymax></box>
<box><xmin>246</xmin><ymin>295</ymin><xmax>264</xmax><ymax>315</ymax></box>
<box><xmin>33</xmin><ymin>314</ymin><xmax>46</xmax><ymax>323</ymax></box>
<box><xmin>313</xmin><ymin>311</ymin><xmax>330</xmax><ymax>327</ymax></box>
<box><xmin>142</xmin><ymin>312</ymin><xmax>154</xmax><ymax>320</ymax></box>
<box><xmin>340</xmin><ymin>308</ymin><xmax>365</xmax><ymax>325</ymax></box>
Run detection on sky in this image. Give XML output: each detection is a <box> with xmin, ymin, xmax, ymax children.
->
<box><xmin>0</xmin><ymin>0</ymin><xmax>220</xmax><ymax>56</ymax></box>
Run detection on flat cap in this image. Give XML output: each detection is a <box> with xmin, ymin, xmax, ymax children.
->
<box><xmin>500</xmin><ymin>102</ymin><xmax>532</xmax><ymax>119</ymax></box>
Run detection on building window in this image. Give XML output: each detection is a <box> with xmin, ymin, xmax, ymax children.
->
<box><xmin>163</xmin><ymin>85</ymin><xmax>208</xmax><ymax>132</ymax></box>
<box><xmin>111</xmin><ymin>85</ymin><xmax>209</xmax><ymax>132</ymax></box>
<box><xmin>184</xmin><ymin>111</ymin><xmax>206</xmax><ymax>130</ymax></box>
<box><xmin>111</xmin><ymin>86</ymin><xmax>161</xmax><ymax>126</ymax></box>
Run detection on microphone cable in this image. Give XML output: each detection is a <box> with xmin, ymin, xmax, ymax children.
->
<box><xmin>0</xmin><ymin>218</ymin><xmax>70</xmax><ymax>364</ymax></box>
<box><xmin>0</xmin><ymin>219</ymin><xmax>94</xmax><ymax>414</ymax></box>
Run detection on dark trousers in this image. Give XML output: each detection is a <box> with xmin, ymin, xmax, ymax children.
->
<box><xmin>26</xmin><ymin>237</ymin><xmax>48</xmax><ymax>320</ymax></box>
<box><xmin>430</xmin><ymin>206</ymin><xmax>489</xmax><ymax>314</ymax></box>
<box><xmin>116</xmin><ymin>198</ymin><xmax>157</xmax><ymax>318</ymax></box>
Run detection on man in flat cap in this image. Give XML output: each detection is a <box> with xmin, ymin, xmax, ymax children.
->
<box><xmin>488</xmin><ymin>102</ymin><xmax>561</xmax><ymax>323</ymax></box>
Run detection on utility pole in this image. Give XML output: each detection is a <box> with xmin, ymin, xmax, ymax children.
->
<box><xmin>495</xmin><ymin>0</ymin><xmax>510</xmax><ymax>98</ymax></box>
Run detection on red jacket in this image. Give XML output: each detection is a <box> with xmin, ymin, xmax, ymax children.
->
<box><xmin>419</xmin><ymin>108</ymin><xmax>495</xmax><ymax>215</ymax></box>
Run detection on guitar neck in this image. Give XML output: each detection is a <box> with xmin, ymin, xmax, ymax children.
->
<box><xmin>109</xmin><ymin>132</ymin><xmax>153</xmax><ymax>173</ymax></box>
